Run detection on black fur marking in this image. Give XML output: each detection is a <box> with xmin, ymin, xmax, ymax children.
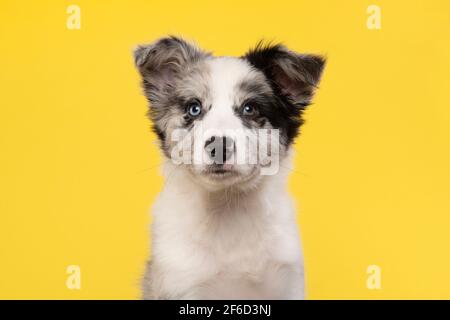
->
<box><xmin>234</xmin><ymin>85</ymin><xmax>304</xmax><ymax>146</ymax></box>
<box><xmin>242</xmin><ymin>42</ymin><xmax>325</xmax><ymax>146</ymax></box>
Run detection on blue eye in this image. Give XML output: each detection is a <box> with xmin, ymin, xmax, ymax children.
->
<box><xmin>242</xmin><ymin>104</ymin><xmax>255</xmax><ymax>116</ymax></box>
<box><xmin>187</xmin><ymin>101</ymin><xmax>202</xmax><ymax>117</ymax></box>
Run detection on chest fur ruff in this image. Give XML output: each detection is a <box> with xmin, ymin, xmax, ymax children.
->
<box><xmin>142</xmin><ymin>166</ymin><xmax>305</xmax><ymax>299</ymax></box>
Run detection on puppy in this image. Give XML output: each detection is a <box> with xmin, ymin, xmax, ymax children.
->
<box><xmin>134</xmin><ymin>36</ymin><xmax>325</xmax><ymax>299</ymax></box>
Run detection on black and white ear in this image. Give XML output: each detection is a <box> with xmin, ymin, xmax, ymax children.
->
<box><xmin>243</xmin><ymin>42</ymin><xmax>326</xmax><ymax>106</ymax></box>
<box><xmin>134</xmin><ymin>36</ymin><xmax>209</xmax><ymax>100</ymax></box>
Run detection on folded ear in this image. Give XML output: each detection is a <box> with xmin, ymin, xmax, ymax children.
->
<box><xmin>134</xmin><ymin>36</ymin><xmax>209</xmax><ymax>100</ymax></box>
<box><xmin>243</xmin><ymin>42</ymin><xmax>326</xmax><ymax>106</ymax></box>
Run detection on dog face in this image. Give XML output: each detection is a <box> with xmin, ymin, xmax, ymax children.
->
<box><xmin>134</xmin><ymin>36</ymin><xmax>325</xmax><ymax>189</ymax></box>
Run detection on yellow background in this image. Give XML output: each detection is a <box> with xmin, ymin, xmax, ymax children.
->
<box><xmin>1</xmin><ymin>0</ymin><xmax>449</xmax><ymax>299</ymax></box>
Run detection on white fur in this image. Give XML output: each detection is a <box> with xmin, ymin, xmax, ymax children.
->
<box><xmin>144</xmin><ymin>156</ymin><xmax>304</xmax><ymax>299</ymax></box>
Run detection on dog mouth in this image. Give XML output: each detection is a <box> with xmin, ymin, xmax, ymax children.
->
<box><xmin>190</xmin><ymin>163</ymin><xmax>260</xmax><ymax>188</ymax></box>
<box><xmin>205</xmin><ymin>164</ymin><xmax>236</xmax><ymax>177</ymax></box>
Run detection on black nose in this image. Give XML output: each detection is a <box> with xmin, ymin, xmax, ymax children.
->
<box><xmin>204</xmin><ymin>136</ymin><xmax>235</xmax><ymax>164</ymax></box>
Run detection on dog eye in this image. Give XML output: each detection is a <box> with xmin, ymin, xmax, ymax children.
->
<box><xmin>242</xmin><ymin>104</ymin><xmax>256</xmax><ymax>116</ymax></box>
<box><xmin>187</xmin><ymin>101</ymin><xmax>202</xmax><ymax>117</ymax></box>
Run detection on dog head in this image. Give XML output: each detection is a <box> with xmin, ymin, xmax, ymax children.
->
<box><xmin>134</xmin><ymin>36</ymin><xmax>325</xmax><ymax>190</ymax></box>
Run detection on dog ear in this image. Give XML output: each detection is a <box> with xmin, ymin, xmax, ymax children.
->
<box><xmin>243</xmin><ymin>42</ymin><xmax>326</xmax><ymax>106</ymax></box>
<box><xmin>134</xmin><ymin>36</ymin><xmax>209</xmax><ymax>102</ymax></box>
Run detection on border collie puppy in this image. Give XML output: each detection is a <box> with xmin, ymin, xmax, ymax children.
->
<box><xmin>134</xmin><ymin>36</ymin><xmax>325</xmax><ymax>299</ymax></box>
